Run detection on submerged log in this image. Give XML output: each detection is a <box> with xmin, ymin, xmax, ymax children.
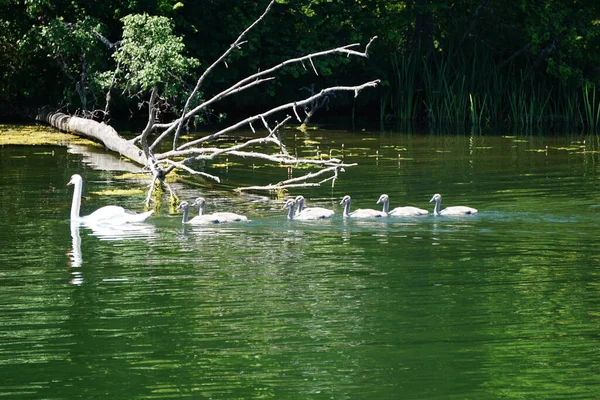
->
<box><xmin>38</xmin><ymin>111</ymin><xmax>147</xmax><ymax>166</ymax></box>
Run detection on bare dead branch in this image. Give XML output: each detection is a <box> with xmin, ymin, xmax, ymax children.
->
<box><xmin>236</xmin><ymin>164</ymin><xmax>353</xmax><ymax>192</ymax></box>
<box><xmin>238</xmin><ymin>182</ymin><xmax>323</xmax><ymax>191</ymax></box>
<box><xmin>92</xmin><ymin>29</ymin><xmax>121</xmax><ymax>50</ymax></box>
<box><xmin>161</xmin><ymin>159</ymin><xmax>221</xmax><ymax>183</ymax></box>
<box><xmin>150</xmin><ymin>37</ymin><xmax>378</xmax><ymax>150</ymax></box>
<box><xmin>171</xmin><ymin>0</ymin><xmax>277</xmax><ymax>149</ymax></box>
<box><xmin>171</xmin><ymin>80</ymin><xmax>379</xmax><ymax>151</ymax></box>
<box><xmin>150</xmin><ymin>77</ymin><xmax>275</xmax><ymax>150</ymax></box>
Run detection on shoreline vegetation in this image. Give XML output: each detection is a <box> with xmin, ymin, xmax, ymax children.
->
<box><xmin>1</xmin><ymin>1</ymin><xmax>598</xmax><ymax>132</ymax></box>
<box><xmin>382</xmin><ymin>49</ymin><xmax>600</xmax><ymax>133</ymax></box>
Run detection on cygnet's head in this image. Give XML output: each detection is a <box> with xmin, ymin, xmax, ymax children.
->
<box><xmin>191</xmin><ymin>197</ymin><xmax>206</xmax><ymax>207</ymax></box>
<box><xmin>283</xmin><ymin>198</ymin><xmax>296</xmax><ymax>210</ymax></box>
<box><xmin>339</xmin><ymin>195</ymin><xmax>351</xmax><ymax>205</ymax></box>
<box><xmin>376</xmin><ymin>194</ymin><xmax>389</xmax><ymax>204</ymax></box>
<box><xmin>176</xmin><ymin>201</ymin><xmax>190</xmax><ymax>211</ymax></box>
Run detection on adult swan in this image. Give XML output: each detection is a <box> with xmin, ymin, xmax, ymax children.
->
<box><xmin>68</xmin><ymin>174</ymin><xmax>154</xmax><ymax>225</ymax></box>
<box><xmin>429</xmin><ymin>193</ymin><xmax>477</xmax><ymax>216</ymax></box>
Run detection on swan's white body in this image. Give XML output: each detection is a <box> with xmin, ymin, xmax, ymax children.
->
<box><xmin>376</xmin><ymin>194</ymin><xmax>428</xmax><ymax>217</ymax></box>
<box><xmin>340</xmin><ymin>195</ymin><xmax>386</xmax><ymax>218</ymax></box>
<box><xmin>178</xmin><ymin>197</ymin><xmax>248</xmax><ymax>224</ymax></box>
<box><xmin>429</xmin><ymin>193</ymin><xmax>478</xmax><ymax>216</ymax></box>
<box><xmin>68</xmin><ymin>174</ymin><xmax>154</xmax><ymax>225</ymax></box>
<box><xmin>293</xmin><ymin>195</ymin><xmax>334</xmax><ymax>220</ymax></box>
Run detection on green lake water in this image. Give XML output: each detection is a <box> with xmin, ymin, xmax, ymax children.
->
<box><xmin>1</xmin><ymin>126</ymin><xmax>600</xmax><ymax>399</ymax></box>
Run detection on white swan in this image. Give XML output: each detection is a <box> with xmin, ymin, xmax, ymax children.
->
<box><xmin>293</xmin><ymin>195</ymin><xmax>335</xmax><ymax>220</ymax></box>
<box><xmin>340</xmin><ymin>195</ymin><xmax>386</xmax><ymax>218</ymax></box>
<box><xmin>68</xmin><ymin>174</ymin><xmax>154</xmax><ymax>225</ymax></box>
<box><xmin>429</xmin><ymin>193</ymin><xmax>478</xmax><ymax>216</ymax></box>
<box><xmin>376</xmin><ymin>194</ymin><xmax>428</xmax><ymax>217</ymax></box>
<box><xmin>177</xmin><ymin>198</ymin><xmax>248</xmax><ymax>225</ymax></box>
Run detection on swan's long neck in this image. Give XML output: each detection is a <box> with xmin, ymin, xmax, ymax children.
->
<box><xmin>295</xmin><ymin>200</ymin><xmax>303</xmax><ymax>215</ymax></box>
<box><xmin>182</xmin><ymin>206</ymin><xmax>189</xmax><ymax>223</ymax></box>
<box><xmin>381</xmin><ymin>198</ymin><xmax>389</xmax><ymax>214</ymax></box>
<box><xmin>198</xmin><ymin>203</ymin><xmax>206</xmax><ymax>216</ymax></box>
<box><xmin>71</xmin><ymin>180</ymin><xmax>83</xmax><ymax>221</ymax></box>
<box><xmin>433</xmin><ymin>198</ymin><xmax>441</xmax><ymax>216</ymax></box>
<box><xmin>343</xmin><ymin>200</ymin><xmax>351</xmax><ymax>217</ymax></box>
<box><xmin>287</xmin><ymin>203</ymin><xmax>295</xmax><ymax>219</ymax></box>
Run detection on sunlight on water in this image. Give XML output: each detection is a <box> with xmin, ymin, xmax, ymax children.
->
<box><xmin>1</xmin><ymin>131</ymin><xmax>600</xmax><ymax>399</ymax></box>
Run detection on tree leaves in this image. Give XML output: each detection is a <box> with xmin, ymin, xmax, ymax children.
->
<box><xmin>113</xmin><ymin>13</ymin><xmax>198</xmax><ymax>96</ymax></box>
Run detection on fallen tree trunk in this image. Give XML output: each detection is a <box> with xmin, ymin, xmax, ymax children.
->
<box><xmin>37</xmin><ymin>111</ymin><xmax>148</xmax><ymax>166</ymax></box>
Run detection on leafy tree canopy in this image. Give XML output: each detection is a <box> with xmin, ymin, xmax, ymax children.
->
<box><xmin>113</xmin><ymin>13</ymin><xmax>198</xmax><ymax>98</ymax></box>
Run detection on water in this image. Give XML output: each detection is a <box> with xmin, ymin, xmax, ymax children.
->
<box><xmin>1</xmin><ymin>127</ymin><xmax>600</xmax><ymax>399</ymax></box>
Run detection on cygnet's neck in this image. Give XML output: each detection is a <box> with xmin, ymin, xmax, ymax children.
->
<box><xmin>181</xmin><ymin>206</ymin><xmax>190</xmax><ymax>223</ymax></box>
<box><xmin>287</xmin><ymin>203</ymin><xmax>295</xmax><ymax>219</ymax></box>
<box><xmin>295</xmin><ymin>199</ymin><xmax>304</xmax><ymax>215</ymax></box>
<box><xmin>381</xmin><ymin>198</ymin><xmax>389</xmax><ymax>214</ymax></box>
<box><xmin>433</xmin><ymin>198</ymin><xmax>441</xmax><ymax>216</ymax></box>
<box><xmin>343</xmin><ymin>200</ymin><xmax>351</xmax><ymax>217</ymax></box>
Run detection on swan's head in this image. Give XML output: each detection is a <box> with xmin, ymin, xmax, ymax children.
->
<box><xmin>191</xmin><ymin>197</ymin><xmax>206</xmax><ymax>207</ymax></box>
<box><xmin>376</xmin><ymin>194</ymin><xmax>389</xmax><ymax>204</ymax></box>
<box><xmin>430</xmin><ymin>193</ymin><xmax>442</xmax><ymax>203</ymax></box>
<box><xmin>176</xmin><ymin>201</ymin><xmax>190</xmax><ymax>211</ymax></box>
<box><xmin>283</xmin><ymin>198</ymin><xmax>295</xmax><ymax>210</ymax></box>
<box><xmin>67</xmin><ymin>174</ymin><xmax>83</xmax><ymax>186</ymax></box>
<box><xmin>294</xmin><ymin>195</ymin><xmax>306</xmax><ymax>206</ymax></box>
<box><xmin>339</xmin><ymin>195</ymin><xmax>351</xmax><ymax>205</ymax></box>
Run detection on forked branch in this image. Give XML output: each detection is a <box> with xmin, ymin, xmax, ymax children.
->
<box><xmin>130</xmin><ymin>1</ymin><xmax>380</xmax><ymax>201</ymax></box>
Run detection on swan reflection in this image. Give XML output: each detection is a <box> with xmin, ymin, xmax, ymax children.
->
<box><xmin>68</xmin><ymin>222</ymin><xmax>83</xmax><ymax>285</ymax></box>
<box><xmin>84</xmin><ymin>221</ymin><xmax>157</xmax><ymax>241</ymax></box>
<box><xmin>67</xmin><ymin>221</ymin><xmax>156</xmax><ymax>285</ymax></box>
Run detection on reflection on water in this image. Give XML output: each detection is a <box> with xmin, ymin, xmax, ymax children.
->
<box><xmin>83</xmin><ymin>220</ymin><xmax>157</xmax><ymax>241</ymax></box>
<box><xmin>67</xmin><ymin>220</ymin><xmax>157</xmax><ymax>285</ymax></box>
<box><xmin>1</xmin><ymin>132</ymin><xmax>600</xmax><ymax>399</ymax></box>
<box><xmin>68</xmin><ymin>222</ymin><xmax>83</xmax><ymax>284</ymax></box>
<box><xmin>67</xmin><ymin>144</ymin><xmax>142</xmax><ymax>173</ymax></box>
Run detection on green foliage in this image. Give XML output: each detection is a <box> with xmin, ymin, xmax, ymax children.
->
<box><xmin>380</xmin><ymin>0</ymin><xmax>600</xmax><ymax>130</ymax></box>
<box><xmin>0</xmin><ymin>0</ymin><xmax>599</xmax><ymax>130</ymax></box>
<box><xmin>113</xmin><ymin>13</ymin><xmax>198</xmax><ymax>97</ymax></box>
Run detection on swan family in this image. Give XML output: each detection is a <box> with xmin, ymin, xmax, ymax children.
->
<box><xmin>68</xmin><ymin>174</ymin><xmax>478</xmax><ymax>227</ymax></box>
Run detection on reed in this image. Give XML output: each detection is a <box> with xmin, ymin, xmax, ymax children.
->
<box><xmin>582</xmin><ymin>82</ymin><xmax>600</xmax><ymax>131</ymax></box>
<box><xmin>388</xmin><ymin>52</ymin><xmax>420</xmax><ymax>122</ymax></box>
<box><xmin>382</xmin><ymin>44</ymin><xmax>600</xmax><ymax>131</ymax></box>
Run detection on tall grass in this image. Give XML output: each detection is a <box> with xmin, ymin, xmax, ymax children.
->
<box><xmin>388</xmin><ymin>52</ymin><xmax>421</xmax><ymax>122</ymax></box>
<box><xmin>582</xmin><ymin>82</ymin><xmax>600</xmax><ymax>131</ymax></box>
<box><xmin>383</xmin><ymin>46</ymin><xmax>600</xmax><ymax>132</ymax></box>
